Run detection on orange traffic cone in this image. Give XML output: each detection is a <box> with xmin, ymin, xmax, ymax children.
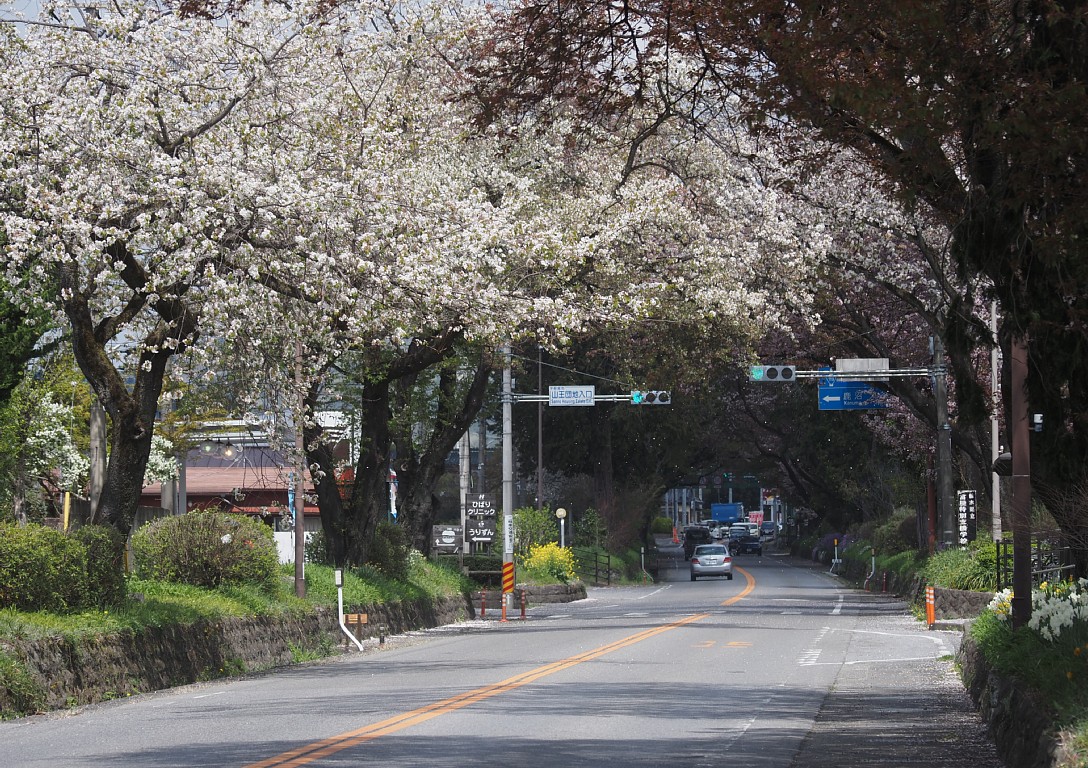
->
<box><xmin>672</xmin><ymin>526</ymin><xmax>680</xmax><ymax>544</ymax></box>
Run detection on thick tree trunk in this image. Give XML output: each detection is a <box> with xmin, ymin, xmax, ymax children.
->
<box><xmin>59</xmin><ymin>250</ymin><xmax>197</xmax><ymax>535</ymax></box>
<box><xmin>308</xmin><ymin>379</ymin><xmax>392</xmax><ymax>567</ymax></box>
<box><xmin>393</xmin><ymin>358</ymin><xmax>493</xmax><ymax>554</ymax></box>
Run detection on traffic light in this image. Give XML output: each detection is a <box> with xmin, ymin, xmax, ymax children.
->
<box><xmin>630</xmin><ymin>390</ymin><xmax>671</xmax><ymax>404</ymax></box>
<box><xmin>748</xmin><ymin>365</ymin><xmax>796</xmax><ymax>382</ymax></box>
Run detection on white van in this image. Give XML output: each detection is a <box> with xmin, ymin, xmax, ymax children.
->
<box><xmin>727</xmin><ymin>524</ymin><xmax>748</xmax><ymax>540</ymax></box>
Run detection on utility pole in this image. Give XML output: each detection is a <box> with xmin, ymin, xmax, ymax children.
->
<box><xmin>294</xmin><ymin>340</ymin><xmax>306</xmax><ymax>598</ymax></box>
<box><xmin>1010</xmin><ymin>335</ymin><xmax>1032</xmax><ymax>627</ymax></box>
<box><xmin>991</xmin><ymin>301</ymin><xmax>1002</xmax><ymax>540</ymax></box>
<box><xmin>459</xmin><ymin>429</ymin><xmax>471</xmax><ymax>563</ymax></box>
<box><xmin>932</xmin><ymin>337</ymin><xmax>955</xmax><ymax>548</ymax></box>
<box><xmin>502</xmin><ymin>345</ymin><xmax>514</xmax><ymax>567</ymax></box>
<box><xmin>537</xmin><ymin>345</ymin><xmax>543</xmax><ymax>510</ymax></box>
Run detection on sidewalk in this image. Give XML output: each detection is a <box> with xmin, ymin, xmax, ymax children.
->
<box><xmin>782</xmin><ymin>554</ymin><xmax>1005</xmax><ymax>767</ymax></box>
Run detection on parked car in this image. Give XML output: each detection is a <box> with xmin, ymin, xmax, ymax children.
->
<box><xmin>690</xmin><ymin>544</ymin><xmax>733</xmax><ymax>581</ymax></box>
<box><xmin>760</xmin><ymin>521</ymin><xmax>777</xmax><ymax>539</ymax></box>
<box><xmin>730</xmin><ymin>535</ymin><xmax>763</xmax><ymax>556</ymax></box>
<box><xmin>683</xmin><ymin>526</ymin><xmax>714</xmax><ymax>559</ymax></box>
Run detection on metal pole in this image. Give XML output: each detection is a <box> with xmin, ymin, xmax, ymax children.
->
<box><xmin>537</xmin><ymin>345</ymin><xmax>543</xmax><ymax>510</ymax></box>
<box><xmin>477</xmin><ymin>418</ymin><xmax>486</xmax><ymax>490</ymax></box>
<box><xmin>459</xmin><ymin>429</ymin><xmax>471</xmax><ymax>563</ymax></box>
<box><xmin>933</xmin><ymin>337</ymin><xmax>955</xmax><ymax>548</ymax></box>
<box><xmin>502</xmin><ymin>345</ymin><xmax>514</xmax><ymax>612</ymax></box>
<box><xmin>294</xmin><ymin>340</ymin><xmax>306</xmax><ymax>598</ymax></box>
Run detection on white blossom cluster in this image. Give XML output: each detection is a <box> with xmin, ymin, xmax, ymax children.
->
<box><xmin>0</xmin><ymin>0</ymin><xmax>830</xmax><ymax>404</ymax></box>
<box><xmin>1029</xmin><ymin>579</ymin><xmax>1088</xmax><ymax>642</ymax></box>
<box><xmin>987</xmin><ymin>579</ymin><xmax>1088</xmax><ymax>643</ymax></box>
<box><xmin>20</xmin><ymin>395</ymin><xmax>89</xmax><ymax>490</ymax></box>
<box><xmin>143</xmin><ymin>433</ymin><xmax>179</xmax><ymax>485</ymax></box>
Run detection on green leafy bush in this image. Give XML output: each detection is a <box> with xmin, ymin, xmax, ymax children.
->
<box><xmin>364</xmin><ymin>522</ymin><xmax>411</xmax><ymax>582</ymax></box>
<box><xmin>131</xmin><ymin>513</ymin><xmax>279</xmax><ymax>593</ymax></box>
<box><xmin>922</xmin><ymin>541</ymin><xmax>998</xmax><ymax>591</ymax></box>
<box><xmin>650</xmin><ymin>516</ymin><xmax>674</xmax><ymax>535</ymax></box>
<box><xmin>575</xmin><ymin>508</ymin><xmax>608</xmax><ymax>547</ymax></box>
<box><xmin>0</xmin><ymin>523</ymin><xmax>87</xmax><ymax>612</ymax></box>
<box><xmin>69</xmin><ymin>525</ymin><xmax>126</xmax><ymax>607</ymax></box>
<box><xmin>870</xmin><ymin>509</ymin><xmax>920</xmax><ymax>553</ymax></box>
<box><xmin>0</xmin><ymin>651</ymin><xmax>44</xmax><ymax>718</ymax></box>
<box><xmin>507</xmin><ymin>506</ymin><xmax>558</xmax><ymax>552</ymax></box>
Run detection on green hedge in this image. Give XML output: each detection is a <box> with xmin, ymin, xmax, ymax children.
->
<box><xmin>922</xmin><ymin>541</ymin><xmax>998</xmax><ymax>591</ymax></box>
<box><xmin>131</xmin><ymin>512</ymin><xmax>280</xmax><ymax>593</ymax></box>
<box><xmin>70</xmin><ymin>525</ymin><xmax>126</xmax><ymax>607</ymax></box>
<box><xmin>0</xmin><ymin>523</ymin><xmax>90</xmax><ymax>612</ymax></box>
<box><xmin>650</xmin><ymin>516</ymin><xmax>674</xmax><ymax>535</ymax></box>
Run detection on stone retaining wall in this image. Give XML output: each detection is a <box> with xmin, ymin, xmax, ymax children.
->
<box><xmin>934</xmin><ymin>587</ymin><xmax>995</xmax><ymax>619</ymax></box>
<box><xmin>470</xmin><ymin>582</ymin><xmax>587</xmax><ymax>610</ymax></box>
<box><xmin>957</xmin><ymin>633</ymin><xmax>1065</xmax><ymax>768</ymax></box>
<box><xmin>0</xmin><ymin>594</ymin><xmax>472</xmax><ymax>716</ymax></box>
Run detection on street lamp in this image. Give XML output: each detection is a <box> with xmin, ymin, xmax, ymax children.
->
<box><xmin>555</xmin><ymin>507</ymin><xmax>567</xmax><ymax>548</ymax></box>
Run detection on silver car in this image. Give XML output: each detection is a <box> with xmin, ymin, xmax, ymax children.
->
<box><xmin>690</xmin><ymin>544</ymin><xmax>733</xmax><ymax>581</ymax></box>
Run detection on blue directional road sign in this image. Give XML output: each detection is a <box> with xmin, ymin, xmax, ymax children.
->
<box><xmin>818</xmin><ymin>380</ymin><xmax>888</xmax><ymax>411</ymax></box>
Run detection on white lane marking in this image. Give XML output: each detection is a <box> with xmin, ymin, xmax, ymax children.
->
<box><xmin>193</xmin><ymin>692</ymin><xmax>225</xmax><ymax>700</ymax></box>
<box><xmin>798</xmin><ymin>649</ymin><xmax>822</xmax><ymax>666</ymax></box>
<box><xmin>831</xmin><ymin>594</ymin><xmax>844</xmax><ymax>615</ymax></box>
<box><xmin>835</xmin><ymin>627</ymin><xmax>951</xmax><ymax>656</ymax></box>
<box><xmin>637</xmin><ymin>585</ymin><xmax>672</xmax><ymax>600</ymax></box>
<box><xmin>808</xmin><ymin>656</ymin><xmax>940</xmax><ymax>667</ymax></box>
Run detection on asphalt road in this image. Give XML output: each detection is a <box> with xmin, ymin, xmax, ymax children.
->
<box><xmin>0</xmin><ymin>545</ymin><xmax>1005</xmax><ymax>767</ymax></box>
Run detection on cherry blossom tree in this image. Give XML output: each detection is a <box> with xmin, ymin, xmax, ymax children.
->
<box><xmin>479</xmin><ymin>0</ymin><xmax>1088</xmax><ymax>549</ymax></box>
<box><xmin>1</xmin><ymin>0</ymin><xmax>835</xmax><ymax>549</ymax></box>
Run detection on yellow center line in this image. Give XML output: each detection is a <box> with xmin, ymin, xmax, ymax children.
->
<box><xmin>723</xmin><ymin>567</ymin><xmax>756</xmax><ymax>606</ymax></box>
<box><xmin>246</xmin><ymin>567</ymin><xmax>757</xmax><ymax>768</ymax></box>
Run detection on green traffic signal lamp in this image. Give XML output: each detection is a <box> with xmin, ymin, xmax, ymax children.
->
<box><xmin>749</xmin><ymin>365</ymin><xmax>795</xmax><ymax>382</ymax></box>
<box><xmin>630</xmin><ymin>389</ymin><xmax>671</xmax><ymax>405</ymax></box>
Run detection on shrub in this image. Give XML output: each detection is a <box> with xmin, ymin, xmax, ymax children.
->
<box><xmin>575</xmin><ymin>508</ymin><xmax>608</xmax><ymax>547</ymax></box>
<box><xmin>870</xmin><ymin>509</ymin><xmax>919</xmax><ymax>553</ymax></box>
<box><xmin>365</xmin><ymin>522</ymin><xmax>411</xmax><ymax>582</ymax></box>
<box><xmin>0</xmin><ymin>523</ymin><xmax>87</xmax><ymax>612</ymax></box>
<box><xmin>131</xmin><ymin>513</ymin><xmax>279</xmax><ymax>593</ymax></box>
<box><xmin>650</xmin><ymin>516</ymin><xmax>674</xmax><ymax>535</ymax></box>
<box><xmin>519</xmin><ymin>542</ymin><xmax>575</xmax><ymax>583</ymax></box>
<box><xmin>508</xmin><ymin>506</ymin><xmax>558</xmax><ymax>551</ymax></box>
<box><xmin>69</xmin><ymin>525</ymin><xmax>126</xmax><ymax>607</ymax></box>
<box><xmin>0</xmin><ymin>652</ymin><xmax>44</xmax><ymax>718</ymax></box>
<box><xmin>923</xmin><ymin>541</ymin><xmax>998</xmax><ymax>591</ymax></box>
<box><xmin>304</xmin><ymin>527</ymin><xmax>332</xmax><ymax>565</ymax></box>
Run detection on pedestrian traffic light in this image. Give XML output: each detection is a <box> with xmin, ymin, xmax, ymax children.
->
<box><xmin>630</xmin><ymin>390</ymin><xmax>671</xmax><ymax>404</ymax></box>
<box><xmin>748</xmin><ymin>365</ymin><xmax>796</xmax><ymax>382</ymax></box>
